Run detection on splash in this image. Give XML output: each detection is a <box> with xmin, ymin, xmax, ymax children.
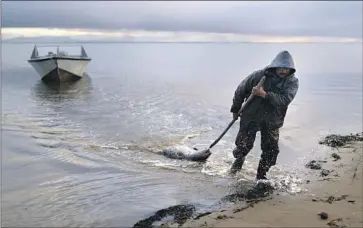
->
<box><xmin>201</xmin><ymin>156</ymin><xmax>305</xmax><ymax>195</ymax></box>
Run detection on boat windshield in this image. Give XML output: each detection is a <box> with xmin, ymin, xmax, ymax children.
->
<box><xmin>32</xmin><ymin>45</ymin><xmax>88</xmax><ymax>58</ymax></box>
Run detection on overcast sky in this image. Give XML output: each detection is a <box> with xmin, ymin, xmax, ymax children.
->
<box><xmin>2</xmin><ymin>1</ymin><xmax>362</xmax><ymax>40</ymax></box>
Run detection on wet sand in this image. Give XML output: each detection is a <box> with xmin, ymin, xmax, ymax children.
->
<box><xmin>180</xmin><ymin>135</ymin><xmax>363</xmax><ymax>228</ymax></box>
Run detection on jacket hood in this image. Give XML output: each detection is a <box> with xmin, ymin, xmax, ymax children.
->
<box><xmin>266</xmin><ymin>50</ymin><xmax>296</xmax><ymax>77</ymax></box>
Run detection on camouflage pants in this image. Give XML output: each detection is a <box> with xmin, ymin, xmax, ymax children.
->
<box><xmin>233</xmin><ymin>121</ymin><xmax>280</xmax><ymax>171</ymax></box>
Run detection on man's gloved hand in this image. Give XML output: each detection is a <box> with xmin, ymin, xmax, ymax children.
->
<box><xmin>233</xmin><ymin>112</ymin><xmax>239</xmax><ymax>120</ymax></box>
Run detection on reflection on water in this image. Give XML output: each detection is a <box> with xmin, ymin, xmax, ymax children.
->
<box><xmin>31</xmin><ymin>74</ymin><xmax>93</xmax><ymax>103</ymax></box>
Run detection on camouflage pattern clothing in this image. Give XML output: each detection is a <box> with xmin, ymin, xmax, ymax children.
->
<box><xmin>230</xmin><ymin>50</ymin><xmax>299</xmax><ymax>179</ymax></box>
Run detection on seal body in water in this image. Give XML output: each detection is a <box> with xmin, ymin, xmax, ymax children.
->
<box><xmin>160</xmin><ymin>145</ymin><xmax>211</xmax><ymax>162</ymax></box>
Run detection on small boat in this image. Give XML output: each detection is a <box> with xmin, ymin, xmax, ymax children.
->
<box><xmin>28</xmin><ymin>45</ymin><xmax>92</xmax><ymax>82</ymax></box>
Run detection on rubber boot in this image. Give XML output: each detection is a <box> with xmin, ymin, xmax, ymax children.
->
<box><xmin>256</xmin><ymin>160</ymin><xmax>269</xmax><ymax>180</ymax></box>
<box><xmin>229</xmin><ymin>156</ymin><xmax>246</xmax><ymax>175</ymax></box>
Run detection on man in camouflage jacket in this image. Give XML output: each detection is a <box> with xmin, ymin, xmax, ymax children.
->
<box><xmin>230</xmin><ymin>50</ymin><xmax>299</xmax><ymax>180</ymax></box>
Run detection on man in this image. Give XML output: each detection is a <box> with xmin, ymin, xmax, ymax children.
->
<box><xmin>229</xmin><ymin>50</ymin><xmax>299</xmax><ymax>180</ymax></box>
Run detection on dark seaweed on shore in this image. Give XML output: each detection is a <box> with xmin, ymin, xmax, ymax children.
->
<box><xmin>319</xmin><ymin>132</ymin><xmax>363</xmax><ymax>148</ymax></box>
<box><xmin>133</xmin><ymin>182</ymin><xmax>274</xmax><ymax>227</ymax></box>
<box><xmin>133</xmin><ymin>204</ymin><xmax>196</xmax><ymax>228</ymax></box>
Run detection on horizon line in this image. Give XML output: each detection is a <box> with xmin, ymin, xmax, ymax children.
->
<box><xmin>2</xmin><ymin>27</ymin><xmax>362</xmax><ymax>44</ymax></box>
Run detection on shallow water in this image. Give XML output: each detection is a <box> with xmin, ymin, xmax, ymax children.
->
<box><xmin>1</xmin><ymin>42</ymin><xmax>362</xmax><ymax>227</ymax></box>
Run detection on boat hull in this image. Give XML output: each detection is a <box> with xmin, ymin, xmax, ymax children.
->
<box><xmin>40</xmin><ymin>67</ymin><xmax>84</xmax><ymax>83</ymax></box>
<box><xmin>28</xmin><ymin>58</ymin><xmax>91</xmax><ymax>82</ymax></box>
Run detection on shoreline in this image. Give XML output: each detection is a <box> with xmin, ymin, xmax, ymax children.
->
<box><xmin>132</xmin><ymin>132</ymin><xmax>362</xmax><ymax>228</ymax></box>
<box><xmin>178</xmin><ymin>133</ymin><xmax>363</xmax><ymax>227</ymax></box>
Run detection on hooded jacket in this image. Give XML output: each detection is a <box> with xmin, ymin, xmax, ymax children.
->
<box><xmin>230</xmin><ymin>50</ymin><xmax>299</xmax><ymax>129</ymax></box>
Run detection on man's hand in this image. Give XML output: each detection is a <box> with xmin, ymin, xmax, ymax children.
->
<box><xmin>252</xmin><ymin>86</ymin><xmax>266</xmax><ymax>98</ymax></box>
<box><xmin>233</xmin><ymin>112</ymin><xmax>239</xmax><ymax>120</ymax></box>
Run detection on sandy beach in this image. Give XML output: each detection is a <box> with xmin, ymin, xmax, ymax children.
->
<box><xmin>179</xmin><ymin>134</ymin><xmax>363</xmax><ymax>228</ymax></box>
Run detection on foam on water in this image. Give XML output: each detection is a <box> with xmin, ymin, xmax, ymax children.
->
<box><xmin>199</xmin><ymin>154</ymin><xmax>306</xmax><ymax>195</ymax></box>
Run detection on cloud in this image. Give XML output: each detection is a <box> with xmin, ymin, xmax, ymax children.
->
<box><xmin>2</xmin><ymin>1</ymin><xmax>362</xmax><ymax>39</ymax></box>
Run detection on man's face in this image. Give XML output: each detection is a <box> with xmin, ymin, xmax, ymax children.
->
<box><xmin>275</xmin><ymin>68</ymin><xmax>290</xmax><ymax>77</ymax></box>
